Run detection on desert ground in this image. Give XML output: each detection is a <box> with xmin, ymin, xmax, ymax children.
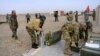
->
<box><xmin>0</xmin><ymin>14</ymin><xmax>100</xmax><ymax>56</ymax></box>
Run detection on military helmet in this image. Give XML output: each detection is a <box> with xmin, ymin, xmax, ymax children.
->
<box><xmin>67</xmin><ymin>11</ymin><xmax>73</xmax><ymax>21</ymax></box>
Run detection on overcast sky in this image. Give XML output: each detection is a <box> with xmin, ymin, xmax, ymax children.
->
<box><xmin>0</xmin><ymin>0</ymin><xmax>100</xmax><ymax>14</ymax></box>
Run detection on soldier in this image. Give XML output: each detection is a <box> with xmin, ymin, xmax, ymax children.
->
<box><xmin>75</xmin><ymin>11</ymin><xmax>78</xmax><ymax>22</ymax></box>
<box><xmin>26</xmin><ymin>13</ymin><xmax>31</xmax><ymax>23</ymax></box>
<box><xmin>6</xmin><ymin>14</ymin><xmax>9</xmax><ymax>23</ymax></box>
<box><xmin>39</xmin><ymin>14</ymin><xmax>46</xmax><ymax>35</ymax></box>
<box><xmin>54</xmin><ymin>11</ymin><xmax>59</xmax><ymax>22</ymax></box>
<box><xmin>62</xmin><ymin>11</ymin><xmax>80</xmax><ymax>55</ymax></box>
<box><xmin>26</xmin><ymin>17</ymin><xmax>43</xmax><ymax>49</ymax></box>
<box><xmin>39</xmin><ymin>14</ymin><xmax>46</xmax><ymax>28</ymax></box>
<box><xmin>9</xmin><ymin>10</ymin><xmax>18</xmax><ymax>40</ymax></box>
<box><xmin>62</xmin><ymin>11</ymin><xmax>73</xmax><ymax>55</ymax></box>
<box><xmin>35</xmin><ymin>13</ymin><xmax>38</xmax><ymax>19</ymax></box>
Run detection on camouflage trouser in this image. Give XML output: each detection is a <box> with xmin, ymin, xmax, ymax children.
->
<box><xmin>64</xmin><ymin>38</ymin><xmax>72</xmax><ymax>54</ymax></box>
<box><xmin>73</xmin><ymin>32</ymin><xmax>79</xmax><ymax>47</ymax></box>
<box><xmin>62</xmin><ymin>32</ymin><xmax>72</xmax><ymax>55</ymax></box>
<box><xmin>11</xmin><ymin>28</ymin><xmax>18</xmax><ymax>39</ymax></box>
<box><xmin>69</xmin><ymin>31</ymin><xmax>79</xmax><ymax>47</ymax></box>
<box><xmin>26</xmin><ymin>27</ymin><xmax>39</xmax><ymax>44</ymax></box>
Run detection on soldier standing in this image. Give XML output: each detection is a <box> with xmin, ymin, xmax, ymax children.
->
<box><xmin>75</xmin><ymin>11</ymin><xmax>78</xmax><ymax>22</ymax></box>
<box><xmin>26</xmin><ymin>17</ymin><xmax>43</xmax><ymax>49</ymax></box>
<box><xmin>54</xmin><ymin>11</ymin><xmax>59</xmax><ymax>22</ymax></box>
<box><xmin>26</xmin><ymin>13</ymin><xmax>31</xmax><ymax>23</ymax></box>
<box><xmin>35</xmin><ymin>13</ymin><xmax>38</xmax><ymax>19</ymax></box>
<box><xmin>9</xmin><ymin>10</ymin><xmax>18</xmax><ymax>40</ymax></box>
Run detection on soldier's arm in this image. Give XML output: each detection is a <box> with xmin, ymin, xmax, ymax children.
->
<box><xmin>34</xmin><ymin>25</ymin><xmax>42</xmax><ymax>31</ymax></box>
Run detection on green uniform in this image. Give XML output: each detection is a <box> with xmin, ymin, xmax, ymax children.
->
<box><xmin>9</xmin><ymin>15</ymin><xmax>18</xmax><ymax>39</ymax></box>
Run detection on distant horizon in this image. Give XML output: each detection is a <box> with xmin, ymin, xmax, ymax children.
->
<box><xmin>0</xmin><ymin>0</ymin><xmax>100</xmax><ymax>14</ymax></box>
<box><xmin>0</xmin><ymin>11</ymin><xmax>86</xmax><ymax>15</ymax></box>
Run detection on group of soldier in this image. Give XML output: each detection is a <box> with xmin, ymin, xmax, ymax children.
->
<box><xmin>5</xmin><ymin>10</ymin><xmax>94</xmax><ymax>56</ymax></box>
<box><xmin>6</xmin><ymin>10</ymin><xmax>46</xmax><ymax>49</ymax></box>
<box><xmin>61</xmin><ymin>10</ymin><xmax>94</xmax><ymax>56</ymax></box>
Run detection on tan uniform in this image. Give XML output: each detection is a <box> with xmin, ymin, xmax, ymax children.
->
<box><xmin>27</xmin><ymin>19</ymin><xmax>41</xmax><ymax>31</ymax></box>
<box><xmin>26</xmin><ymin>19</ymin><xmax>41</xmax><ymax>44</ymax></box>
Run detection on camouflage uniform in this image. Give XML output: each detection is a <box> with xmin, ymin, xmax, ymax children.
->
<box><xmin>73</xmin><ymin>22</ymin><xmax>79</xmax><ymax>47</ymax></box>
<box><xmin>26</xmin><ymin>19</ymin><xmax>42</xmax><ymax>48</ymax></box>
<box><xmin>62</xmin><ymin>12</ymin><xmax>73</xmax><ymax>55</ymax></box>
<box><xmin>62</xmin><ymin>12</ymin><xmax>79</xmax><ymax>55</ymax></box>
<box><xmin>9</xmin><ymin>14</ymin><xmax>18</xmax><ymax>39</ymax></box>
<box><xmin>62</xmin><ymin>24</ymin><xmax>72</xmax><ymax>55</ymax></box>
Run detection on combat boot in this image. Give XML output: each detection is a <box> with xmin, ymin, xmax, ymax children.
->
<box><xmin>15</xmin><ymin>35</ymin><xmax>18</xmax><ymax>40</ymax></box>
<box><xmin>32</xmin><ymin>43</ymin><xmax>38</xmax><ymax>49</ymax></box>
<box><xmin>64</xmin><ymin>49</ymin><xmax>72</xmax><ymax>55</ymax></box>
<box><xmin>12</xmin><ymin>34</ymin><xmax>14</xmax><ymax>38</ymax></box>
